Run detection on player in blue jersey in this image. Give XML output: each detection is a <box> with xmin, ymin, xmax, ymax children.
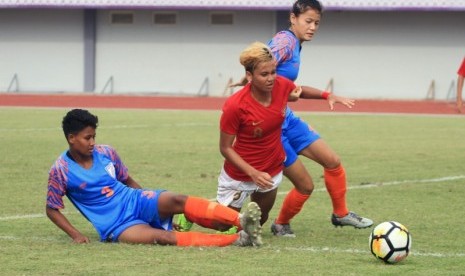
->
<box><xmin>46</xmin><ymin>109</ymin><xmax>262</xmax><ymax>246</ymax></box>
<box><xmin>268</xmin><ymin>0</ymin><xmax>373</xmax><ymax>237</ymax></box>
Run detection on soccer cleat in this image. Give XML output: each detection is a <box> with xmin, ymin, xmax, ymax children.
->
<box><xmin>216</xmin><ymin>226</ymin><xmax>238</xmax><ymax>235</ymax></box>
<box><xmin>233</xmin><ymin>230</ymin><xmax>253</xmax><ymax>247</ymax></box>
<box><xmin>270</xmin><ymin>221</ymin><xmax>296</xmax><ymax>238</ymax></box>
<box><xmin>239</xmin><ymin>202</ymin><xmax>263</xmax><ymax>246</ymax></box>
<box><xmin>176</xmin><ymin>213</ymin><xmax>193</xmax><ymax>232</ymax></box>
<box><xmin>331</xmin><ymin>211</ymin><xmax>373</xmax><ymax>229</ymax></box>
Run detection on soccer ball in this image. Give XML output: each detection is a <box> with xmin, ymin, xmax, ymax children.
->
<box><xmin>368</xmin><ymin>221</ymin><xmax>412</xmax><ymax>264</ymax></box>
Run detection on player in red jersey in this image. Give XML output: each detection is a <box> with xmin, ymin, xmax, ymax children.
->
<box><xmin>212</xmin><ymin>41</ymin><xmax>316</xmax><ymax>229</ymax></box>
<box><xmin>456</xmin><ymin>57</ymin><xmax>465</xmax><ymax>112</ymax></box>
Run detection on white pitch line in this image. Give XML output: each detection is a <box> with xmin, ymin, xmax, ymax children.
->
<box><xmin>0</xmin><ymin>123</ymin><xmax>213</xmax><ymax>132</ymax></box>
<box><xmin>277</xmin><ymin>175</ymin><xmax>465</xmax><ymax>196</ymax></box>
<box><xmin>278</xmin><ymin>246</ymin><xmax>465</xmax><ymax>258</ymax></box>
<box><xmin>0</xmin><ymin>235</ymin><xmax>62</xmax><ymax>242</ymax></box>
<box><xmin>0</xmin><ymin>211</ymin><xmax>78</xmax><ymax>221</ymax></box>
<box><xmin>0</xmin><ymin>234</ymin><xmax>463</xmax><ymax>258</ymax></box>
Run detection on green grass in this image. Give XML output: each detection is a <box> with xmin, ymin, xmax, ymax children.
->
<box><xmin>1</xmin><ymin>107</ymin><xmax>464</xmax><ymax>275</ymax></box>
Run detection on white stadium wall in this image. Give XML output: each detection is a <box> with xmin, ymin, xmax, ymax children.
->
<box><xmin>94</xmin><ymin>10</ymin><xmax>275</xmax><ymax>95</ymax></box>
<box><xmin>0</xmin><ymin>3</ymin><xmax>464</xmax><ymax>99</ymax></box>
<box><xmin>0</xmin><ymin>9</ymin><xmax>84</xmax><ymax>93</ymax></box>
<box><xmin>299</xmin><ymin>10</ymin><xmax>465</xmax><ymax>100</ymax></box>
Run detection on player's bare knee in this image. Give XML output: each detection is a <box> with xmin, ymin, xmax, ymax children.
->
<box><xmin>324</xmin><ymin>155</ymin><xmax>341</xmax><ymax>169</ymax></box>
<box><xmin>298</xmin><ymin>182</ymin><xmax>314</xmax><ymax>195</ymax></box>
<box><xmin>165</xmin><ymin>193</ymin><xmax>189</xmax><ymax>213</ymax></box>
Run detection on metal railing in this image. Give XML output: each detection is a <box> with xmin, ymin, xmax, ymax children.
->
<box><xmin>7</xmin><ymin>74</ymin><xmax>19</xmax><ymax>92</ymax></box>
<box><xmin>101</xmin><ymin>76</ymin><xmax>114</xmax><ymax>94</ymax></box>
<box><xmin>197</xmin><ymin>77</ymin><xmax>209</xmax><ymax>97</ymax></box>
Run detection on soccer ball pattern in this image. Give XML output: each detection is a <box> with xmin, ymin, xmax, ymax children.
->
<box><xmin>369</xmin><ymin>221</ymin><xmax>412</xmax><ymax>264</ymax></box>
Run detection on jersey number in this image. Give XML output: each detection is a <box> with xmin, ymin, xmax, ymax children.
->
<box><xmin>101</xmin><ymin>186</ymin><xmax>114</xmax><ymax>198</ymax></box>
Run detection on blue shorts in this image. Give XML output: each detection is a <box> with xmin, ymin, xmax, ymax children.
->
<box><xmin>282</xmin><ymin>108</ymin><xmax>320</xmax><ymax>167</ymax></box>
<box><xmin>107</xmin><ymin>189</ymin><xmax>173</xmax><ymax>242</ymax></box>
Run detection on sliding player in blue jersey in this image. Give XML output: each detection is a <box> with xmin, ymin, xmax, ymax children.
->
<box><xmin>46</xmin><ymin>109</ymin><xmax>262</xmax><ymax>247</ymax></box>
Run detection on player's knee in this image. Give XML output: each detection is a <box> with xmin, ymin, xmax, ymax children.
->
<box><xmin>297</xmin><ymin>182</ymin><xmax>314</xmax><ymax>195</ymax></box>
<box><xmin>163</xmin><ymin>193</ymin><xmax>188</xmax><ymax>213</ymax></box>
<box><xmin>324</xmin><ymin>154</ymin><xmax>341</xmax><ymax>169</ymax></box>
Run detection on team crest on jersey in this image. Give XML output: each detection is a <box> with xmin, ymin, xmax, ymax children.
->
<box><xmin>105</xmin><ymin>163</ymin><xmax>116</xmax><ymax>179</ymax></box>
<box><xmin>253</xmin><ymin>127</ymin><xmax>263</xmax><ymax>138</ymax></box>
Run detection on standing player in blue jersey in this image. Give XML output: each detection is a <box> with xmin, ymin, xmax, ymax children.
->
<box><xmin>268</xmin><ymin>0</ymin><xmax>373</xmax><ymax>237</ymax></box>
<box><xmin>46</xmin><ymin>109</ymin><xmax>262</xmax><ymax>247</ymax></box>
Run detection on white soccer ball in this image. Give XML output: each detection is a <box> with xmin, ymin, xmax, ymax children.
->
<box><xmin>368</xmin><ymin>221</ymin><xmax>412</xmax><ymax>264</ymax></box>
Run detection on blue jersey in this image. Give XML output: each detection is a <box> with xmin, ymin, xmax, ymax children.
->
<box><xmin>268</xmin><ymin>30</ymin><xmax>302</xmax><ymax>130</ymax></box>
<box><xmin>268</xmin><ymin>30</ymin><xmax>321</xmax><ymax>167</ymax></box>
<box><xmin>268</xmin><ymin>30</ymin><xmax>301</xmax><ymax>82</ymax></box>
<box><xmin>47</xmin><ymin>145</ymin><xmax>171</xmax><ymax>241</ymax></box>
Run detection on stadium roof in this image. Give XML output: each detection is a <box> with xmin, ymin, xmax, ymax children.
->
<box><xmin>1</xmin><ymin>0</ymin><xmax>465</xmax><ymax>11</ymax></box>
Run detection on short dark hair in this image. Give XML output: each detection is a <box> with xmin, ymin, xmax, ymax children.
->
<box><xmin>62</xmin><ymin>109</ymin><xmax>98</xmax><ymax>138</ymax></box>
<box><xmin>292</xmin><ymin>0</ymin><xmax>323</xmax><ymax>16</ymax></box>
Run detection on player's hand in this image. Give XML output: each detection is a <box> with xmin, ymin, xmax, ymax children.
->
<box><xmin>72</xmin><ymin>234</ymin><xmax>90</xmax><ymax>244</ymax></box>
<box><xmin>288</xmin><ymin>86</ymin><xmax>302</xmax><ymax>102</ymax></box>
<box><xmin>250</xmin><ymin>171</ymin><xmax>274</xmax><ymax>189</ymax></box>
<box><xmin>327</xmin><ymin>94</ymin><xmax>355</xmax><ymax>110</ymax></box>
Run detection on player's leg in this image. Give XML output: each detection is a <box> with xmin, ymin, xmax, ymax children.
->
<box><xmin>176</xmin><ymin>169</ymin><xmax>250</xmax><ymax>233</ymax></box>
<box><xmin>271</xmin><ymin>158</ymin><xmax>313</xmax><ymax>237</ymax></box>
<box><xmin>250</xmin><ymin>188</ymin><xmax>278</xmax><ymax>227</ymax></box>
<box><xmin>271</xmin><ymin>118</ymin><xmax>314</xmax><ymax>237</ymax></box>
<box><xmin>157</xmin><ymin>192</ymin><xmax>236</xmax><ymax>230</ymax></box>
<box><xmin>117</xmin><ymin>224</ymin><xmax>243</xmax><ymax>247</ymax></box>
<box><xmin>158</xmin><ymin>191</ymin><xmax>262</xmax><ymax>245</ymax></box>
<box><xmin>300</xmin><ymin>139</ymin><xmax>373</xmax><ymax>228</ymax></box>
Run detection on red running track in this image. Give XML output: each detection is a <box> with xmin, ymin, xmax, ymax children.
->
<box><xmin>0</xmin><ymin>93</ymin><xmax>462</xmax><ymax>115</ymax></box>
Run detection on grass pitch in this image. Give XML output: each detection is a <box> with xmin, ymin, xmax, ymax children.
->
<box><xmin>0</xmin><ymin>107</ymin><xmax>464</xmax><ymax>275</ymax></box>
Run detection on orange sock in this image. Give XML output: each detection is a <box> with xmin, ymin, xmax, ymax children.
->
<box><xmin>175</xmin><ymin>231</ymin><xmax>239</xmax><ymax>247</ymax></box>
<box><xmin>183</xmin><ymin>197</ymin><xmax>241</xmax><ymax>229</ymax></box>
<box><xmin>324</xmin><ymin>164</ymin><xmax>349</xmax><ymax>217</ymax></box>
<box><xmin>275</xmin><ymin>188</ymin><xmax>310</xmax><ymax>225</ymax></box>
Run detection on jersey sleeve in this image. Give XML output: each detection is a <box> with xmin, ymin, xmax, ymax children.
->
<box><xmin>278</xmin><ymin>76</ymin><xmax>297</xmax><ymax>97</ymax></box>
<box><xmin>268</xmin><ymin>33</ymin><xmax>294</xmax><ymax>64</ymax></box>
<box><xmin>98</xmin><ymin>145</ymin><xmax>129</xmax><ymax>183</ymax></box>
<box><xmin>46</xmin><ymin>158</ymin><xmax>67</xmax><ymax>210</ymax></box>
<box><xmin>220</xmin><ymin>98</ymin><xmax>241</xmax><ymax>135</ymax></box>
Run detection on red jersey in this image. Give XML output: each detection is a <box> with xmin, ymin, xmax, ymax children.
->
<box><xmin>458</xmin><ymin>57</ymin><xmax>465</xmax><ymax>77</ymax></box>
<box><xmin>220</xmin><ymin>76</ymin><xmax>296</xmax><ymax>181</ymax></box>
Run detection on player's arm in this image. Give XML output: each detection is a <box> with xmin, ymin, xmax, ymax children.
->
<box><xmin>219</xmin><ymin>131</ymin><xmax>273</xmax><ymax>189</ymax></box>
<box><xmin>288</xmin><ymin>86</ymin><xmax>302</xmax><ymax>102</ymax></box>
<box><xmin>123</xmin><ymin>175</ymin><xmax>142</xmax><ymax>189</ymax></box>
<box><xmin>46</xmin><ymin>206</ymin><xmax>90</xmax><ymax>244</ymax></box>
<box><xmin>299</xmin><ymin>85</ymin><xmax>355</xmax><ymax>110</ymax></box>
